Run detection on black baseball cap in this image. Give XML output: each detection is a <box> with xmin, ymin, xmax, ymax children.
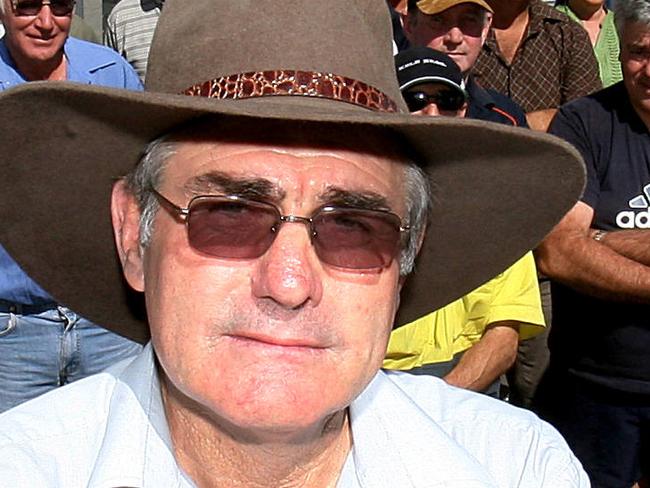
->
<box><xmin>394</xmin><ymin>46</ymin><xmax>466</xmax><ymax>96</ymax></box>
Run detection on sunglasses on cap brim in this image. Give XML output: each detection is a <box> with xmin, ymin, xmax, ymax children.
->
<box><xmin>11</xmin><ymin>0</ymin><xmax>75</xmax><ymax>16</ymax></box>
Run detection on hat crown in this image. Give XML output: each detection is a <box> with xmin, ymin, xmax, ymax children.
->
<box><xmin>146</xmin><ymin>0</ymin><xmax>406</xmax><ymax>111</ymax></box>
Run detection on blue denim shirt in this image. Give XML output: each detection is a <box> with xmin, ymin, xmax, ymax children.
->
<box><xmin>0</xmin><ymin>37</ymin><xmax>143</xmax><ymax>304</ymax></box>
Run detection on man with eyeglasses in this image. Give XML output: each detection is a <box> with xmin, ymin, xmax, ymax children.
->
<box><xmin>385</xmin><ymin>47</ymin><xmax>545</xmax><ymax>397</ymax></box>
<box><xmin>0</xmin><ymin>0</ymin><xmax>588</xmax><ymax>485</ymax></box>
<box><xmin>403</xmin><ymin>0</ymin><xmax>528</xmax><ymax>127</ymax></box>
<box><xmin>0</xmin><ymin>0</ymin><xmax>142</xmax><ymax>413</ymax></box>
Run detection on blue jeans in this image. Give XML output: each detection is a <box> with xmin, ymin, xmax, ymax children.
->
<box><xmin>0</xmin><ymin>307</ymin><xmax>142</xmax><ymax>412</ymax></box>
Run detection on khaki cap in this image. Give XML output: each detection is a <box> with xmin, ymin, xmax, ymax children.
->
<box><xmin>416</xmin><ymin>0</ymin><xmax>493</xmax><ymax>15</ymax></box>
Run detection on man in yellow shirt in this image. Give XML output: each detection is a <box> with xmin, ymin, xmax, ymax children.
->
<box><xmin>385</xmin><ymin>253</ymin><xmax>544</xmax><ymax>396</ymax></box>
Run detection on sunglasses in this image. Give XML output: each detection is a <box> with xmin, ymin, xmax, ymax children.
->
<box><xmin>402</xmin><ymin>89</ymin><xmax>466</xmax><ymax>113</ymax></box>
<box><xmin>151</xmin><ymin>189</ymin><xmax>410</xmax><ymax>271</ymax></box>
<box><xmin>11</xmin><ymin>0</ymin><xmax>75</xmax><ymax>16</ymax></box>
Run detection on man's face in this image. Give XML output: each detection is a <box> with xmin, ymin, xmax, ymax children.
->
<box><xmin>116</xmin><ymin>126</ymin><xmax>408</xmax><ymax>435</ymax></box>
<box><xmin>405</xmin><ymin>4</ymin><xmax>491</xmax><ymax>75</ymax></box>
<box><xmin>621</xmin><ymin>21</ymin><xmax>650</xmax><ymax>116</ymax></box>
<box><xmin>0</xmin><ymin>0</ymin><xmax>71</xmax><ymax>66</ymax></box>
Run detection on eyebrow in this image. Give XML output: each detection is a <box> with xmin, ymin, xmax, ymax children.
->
<box><xmin>184</xmin><ymin>174</ymin><xmax>392</xmax><ymax>211</ymax></box>
<box><xmin>184</xmin><ymin>171</ymin><xmax>286</xmax><ymax>202</ymax></box>
<box><xmin>319</xmin><ymin>187</ymin><xmax>392</xmax><ymax>212</ymax></box>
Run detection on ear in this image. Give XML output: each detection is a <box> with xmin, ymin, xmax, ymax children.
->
<box><xmin>111</xmin><ymin>179</ymin><xmax>145</xmax><ymax>292</ymax></box>
<box><xmin>481</xmin><ymin>12</ymin><xmax>493</xmax><ymax>45</ymax></box>
<box><xmin>403</xmin><ymin>9</ymin><xmax>416</xmax><ymax>40</ymax></box>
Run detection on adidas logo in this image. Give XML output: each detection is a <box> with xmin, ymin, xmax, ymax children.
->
<box><xmin>616</xmin><ymin>183</ymin><xmax>650</xmax><ymax>228</ymax></box>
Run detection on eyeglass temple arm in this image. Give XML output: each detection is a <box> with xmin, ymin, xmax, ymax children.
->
<box><xmin>149</xmin><ymin>188</ymin><xmax>190</xmax><ymax>221</ymax></box>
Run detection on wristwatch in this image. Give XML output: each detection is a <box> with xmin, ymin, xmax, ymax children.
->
<box><xmin>592</xmin><ymin>229</ymin><xmax>608</xmax><ymax>242</ymax></box>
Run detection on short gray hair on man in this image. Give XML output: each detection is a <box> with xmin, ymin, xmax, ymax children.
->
<box><xmin>124</xmin><ymin>130</ymin><xmax>431</xmax><ymax>277</ymax></box>
<box><xmin>614</xmin><ymin>0</ymin><xmax>650</xmax><ymax>37</ymax></box>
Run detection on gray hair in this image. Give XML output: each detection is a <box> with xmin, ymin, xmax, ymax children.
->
<box><xmin>614</xmin><ymin>0</ymin><xmax>650</xmax><ymax>37</ymax></box>
<box><xmin>125</xmin><ymin>132</ymin><xmax>431</xmax><ymax>277</ymax></box>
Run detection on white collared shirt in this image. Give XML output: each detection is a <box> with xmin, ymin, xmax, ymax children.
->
<box><xmin>0</xmin><ymin>344</ymin><xmax>588</xmax><ymax>487</ymax></box>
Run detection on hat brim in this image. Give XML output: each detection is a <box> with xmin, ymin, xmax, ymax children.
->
<box><xmin>0</xmin><ymin>82</ymin><xmax>584</xmax><ymax>343</ymax></box>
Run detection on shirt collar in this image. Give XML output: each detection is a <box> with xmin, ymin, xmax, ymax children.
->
<box><xmin>527</xmin><ymin>0</ymin><xmax>566</xmax><ymax>36</ymax></box>
<box><xmin>64</xmin><ymin>38</ymin><xmax>117</xmax><ymax>84</ymax></box>
<box><xmin>342</xmin><ymin>371</ymin><xmax>498</xmax><ymax>487</ymax></box>
<box><xmin>86</xmin><ymin>344</ymin><xmax>194</xmax><ymax>488</ymax></box>
<box><xmin>483</xmin><ymin>1</ymin><xmax>566</xmax><ymax>53</ymax></box>
<box><xmin>465</xmin><ymin>75</ymin><xmax>496</xmax><ymax>108</ymax></box>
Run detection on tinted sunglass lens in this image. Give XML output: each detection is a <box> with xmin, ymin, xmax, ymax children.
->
<box><xmin>187</xmin><ymin>199</ymin><xmax>279</xmax><ymax>259</ymax></box>
<box><xmin>14</xmin><ymin>0</ymin><xmax>74</xmax><ymax>15</ymax></box>
<box><xmin>312</xmin><ymin>209</ymin><xmax>401</xmax><ymax>269</ymax></box>
<box><xmin>14</xmin><ymin>0</ymin><xmax>41</xmax><ymax>15</ymax></box>
<box><xmin>50</xmin><ymin>0</ymin><xmax>75</xmax><ymax>15</ymax></box>
<box><xmin>404</xmin><ymin>91</ymin><xmax>429</xmax><ymax>113</ymax></box>
<box><xmin>435</xmin><ymin>91</ymin><xmax>465</xmax><ymax>112</ymax></box>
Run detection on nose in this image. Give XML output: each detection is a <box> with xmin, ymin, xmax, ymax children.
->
<box><xmin>443</xmin><ymin>26</ymin><xmax>463</xmax><ymax>45</ymax></box>
<box><xmin>34</xmin><ymin>5</ymin><xmax>55</xmax><ymax>30</ymax></box>
<box><xmin>643</xmin><ymin>58</ymin><xmax>650</xmax><ymax>78</ymax></box>
<box><xmin>420</xmin><ymin>103</ymin><xmax>441</xmax><ymax>116</ymax></box>
<box><xmin>250</xmin><ymin>221</ymin><xmax>323</xmax><ymax>310</ymax></box>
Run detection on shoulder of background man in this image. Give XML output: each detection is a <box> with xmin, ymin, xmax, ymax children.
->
<box><xmin>466</xmin><ymin>76</ymin><xmax>529</xmax><ymax>127</ymax></box>
<box><xmin>553</xmin><ymin>82</ymin><xmax>629</xmax><ymax>130</ymax></box>
<box><xmin>65</xmin><ymin>37</ymin><xmax>143</xmax><ymax>89</ymax></box>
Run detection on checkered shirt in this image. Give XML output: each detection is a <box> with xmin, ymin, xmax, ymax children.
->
<box><xmin>473</xmin><ymin>0</ymin><xmax>602</xmax><ymax>113</ymax></box>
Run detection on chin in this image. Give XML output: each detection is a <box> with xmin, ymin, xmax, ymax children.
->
<box><xmin>204</xmin><ymin>387</ymin><xmax>349</xmax><ymax>439</ymax></box>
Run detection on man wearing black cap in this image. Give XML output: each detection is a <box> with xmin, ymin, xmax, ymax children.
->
<box><xmin>394</xmin><ymin>46</ymin><xmax>468</xmax><ymax>117</ymax></box>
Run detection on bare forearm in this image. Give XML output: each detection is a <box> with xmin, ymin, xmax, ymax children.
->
<box><xmin>593</xmin><ymin>228</ymin><xmax>650</xmax><ymax>265</ymax></box>
<box><xmin>525</xmin><ymin>109</ymin><xmax>557</xmax><ymax>132</ymax></box>
<box><xmin>443</xmin><ymin>322</ymin><xmax>519</xmax><ymax>393</ymax></box>
<box><xmin>537</xmin><ymin>229</ymin><xmax>650</xmax><ymax>303</ymax></box>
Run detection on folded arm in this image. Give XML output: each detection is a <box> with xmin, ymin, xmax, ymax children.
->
<box><xmin>443</xmin><ymin>321</ymin><xmax>519</xmax><ymax>392</ymax></box>
<box><xmin>535</xmin><ymin>201</ymin><xmax>650</xmax><ymax>303</ymax></box>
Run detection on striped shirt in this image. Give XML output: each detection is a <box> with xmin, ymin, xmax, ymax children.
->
<box><xmin>104</xmin><ymin>0</ymin><xmax>163</xmax><ymax>82</ymax></box>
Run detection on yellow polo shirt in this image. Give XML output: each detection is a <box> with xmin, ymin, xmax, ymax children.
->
<box><xmin>384</xmin><ymin>252</ymin><xmax>544</xmax><ymax>371</ymax></box>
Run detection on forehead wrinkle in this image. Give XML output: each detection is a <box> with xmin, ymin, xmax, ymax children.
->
<box><xmin>183</xmin><ymin>171</ymin><xmax>286</xmax><ymax>202</ymax></box>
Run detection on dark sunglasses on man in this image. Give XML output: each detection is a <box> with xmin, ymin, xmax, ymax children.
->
<box><xmin>11</xmin><ymin>0</ymin><xmax>75</xmax><ymax>16</ymax></box>
<box><xmin>150</xmin><ymin>188</ymin><xmax>411</xmax><ymax>271</ymax></box>
<box><xmin>402</xmin><ymin>89</ymin><xmax>467</xmax><ymax>113</ymax></box>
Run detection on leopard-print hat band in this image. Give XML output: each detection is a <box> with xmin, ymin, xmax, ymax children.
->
<box><xmin>182</xmin><ymin>70</ymin><xmax>398</xmax><ymax>113</ymax></box>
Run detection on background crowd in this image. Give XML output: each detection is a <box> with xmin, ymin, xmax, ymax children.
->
<box><xmin>0</xmin><ymin>0</ymin><xmax>646</xmax><ymax>486</ymax></box>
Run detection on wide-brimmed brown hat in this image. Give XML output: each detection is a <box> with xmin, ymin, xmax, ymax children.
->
<box><xmin>0</xmin><ymin>0</ymin><xmax>583</xmax><ymax>344</ymax></box>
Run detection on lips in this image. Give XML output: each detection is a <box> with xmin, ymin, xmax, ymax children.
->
<box><xmin>227</xmin><ymin>332</ymin><xmax>327</xmax><ymax>349</ymax></box>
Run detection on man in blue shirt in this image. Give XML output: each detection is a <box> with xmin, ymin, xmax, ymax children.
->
<box><xmin>0</xmin><ymin>0</ymin><xmax>142</xmax><ymax>412</ymax></box>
